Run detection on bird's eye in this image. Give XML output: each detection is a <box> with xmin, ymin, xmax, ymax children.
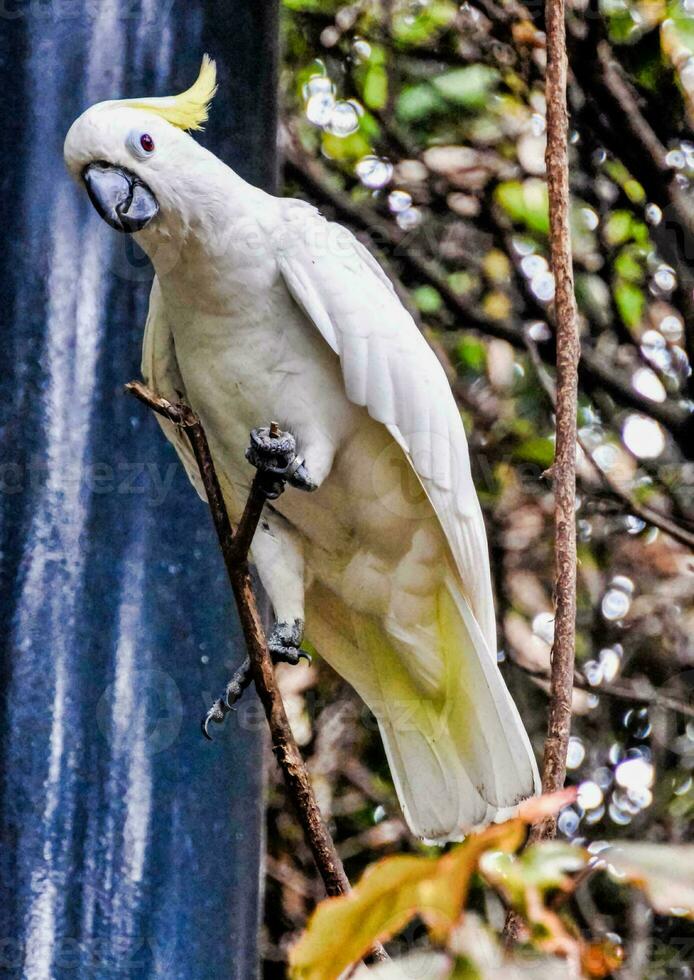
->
<box><xmin>126</xmin><ymin>128</ymin><xmax>156</xmax><ymax>159</ymax></box>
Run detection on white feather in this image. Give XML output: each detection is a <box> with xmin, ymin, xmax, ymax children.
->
<box><xmin>276</xmin><ymin>204</ymin><xmax>540</xmax><ymax>840</ymax></box>
<box><xmin>140</xmin><ymin>278</ymin><xmax>206</xmax><ymax>501</ymax></box>
<box><xmin>277</xmin><ymin>203</ymin><xmax>498</xmax><ymax>653</ymax></box>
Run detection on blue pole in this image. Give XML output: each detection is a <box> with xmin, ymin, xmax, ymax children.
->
<box><xmin>0</xmin><ymin>4</ymin><xmax>277</xmax><ymax>977</ymax></box>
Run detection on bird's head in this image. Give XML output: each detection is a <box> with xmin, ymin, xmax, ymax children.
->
<box><xmin>64</xmin><ymin>56</ymin><xmax>218</xmax><ymax>236</ymax></box>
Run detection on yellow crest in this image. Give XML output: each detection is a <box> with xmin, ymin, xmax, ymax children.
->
<box><xmin>120</xmin><ymin>55</ymin><xmax>218</xmax><ymax>131</ymax></box>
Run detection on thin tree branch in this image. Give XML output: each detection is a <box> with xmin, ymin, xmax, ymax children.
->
<box><xmin>360</xmin><ymin>219</ymin><xmax>694</xmax><ymax>548</ymax></box>
<box><xmin>506</xmin><ymin>650</ymin><xmax>694</xmax><ymax>720</ymax></box>
<box><xmin>505</xmin><ymin>0</ymin><xmax>582</xmax><ymax>944</ymax></box>
<box><xmin>523</xmin><ymin>332</ymin><xmax>694</xmax><ymax>549</ymax></box>
<box><xmin>530</xmin><ymin>0</ymin><xmax>579</xmax><ymax>845</ymax></box>
<box><xmin>125</xmin><ymin>381</ymin><xmax>388</xmax><ymax>962</ymax></box>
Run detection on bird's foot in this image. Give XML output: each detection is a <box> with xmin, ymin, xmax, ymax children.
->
<box><xmin>201</xmin><ymin>621</ymin><xmax>310</xmax><ymax>739</ymax></box>
<box><xmin>202</xmin><ymin>654</ymin><xmax>253</xmax><ymax>740</ymax></box>
<box><xmin>245</xmin><ymin>424</ymin><xmax>317</xmax><ymax>499</ymax></box>
<box><xmin>268</xmin><ymin>618</ymin><xmax>312</xmax><ymax>666</ymax></box>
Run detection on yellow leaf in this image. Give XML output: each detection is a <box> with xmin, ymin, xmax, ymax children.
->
<box><xmin>289</xmin><ymin>793</ymin><xmax>570</xmax><ymax>980</ymax></box>
<box><xmin>288</xmin><ymin>855</ymin><xmax>438</xmax><ymax>980</ymax></box>
<box><xmin>482</xmin><ymin>248</ymin><xmax>512</xmax><ymax>284</ymax></box>
<box><xmin>419</xmin><ymin>820</ymin><xmax>525</xmax><ymax>943</ymax></box>
<box><xmin>289</xmin><ymin>822</ymin><xmax>525</xmax><ymax>979</ymax></box>
<box><xmin>482</xmin><ymin>290</ymin><xmax>513</xmax><ymax>321</ymax></box>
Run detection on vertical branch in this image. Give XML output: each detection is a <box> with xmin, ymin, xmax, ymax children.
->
<box><xmin>531</xmin><ymin>0</ymin><xmax>580</xmax><ymax>842</ymax></box>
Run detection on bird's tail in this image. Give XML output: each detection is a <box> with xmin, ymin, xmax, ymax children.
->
<box><xmin>306</xmin><ymin>575</ymin><xmax>540</xmax><ymax>843</ymax></box>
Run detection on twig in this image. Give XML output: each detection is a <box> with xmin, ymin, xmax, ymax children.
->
<box><xmin>125</xmin><ymin>381</ymin><xmax>388</xmax><ymax>962</ymax></box>
<box><xmin>530</xmin><ymin>0</ymin><xmax>579</xmax><ymax>844</ymax></box>
<box><xmin>506</xmin><ymin>650</ymin><xmax>694</xmax><ymax>720</ymax></box>
<box><xmin>523</xmin><ymin>332</ymin><xmax>694</xmax><ymax>550</ymax></box>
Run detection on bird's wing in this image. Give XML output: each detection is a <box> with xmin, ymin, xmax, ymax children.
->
<box><xmin>141</xmin><ymin>278</ymin><xmax>207</xmax><ymax>501</ymax></box>
<box><xmin>276</xmin><ymin>201</ymin><xmax>496</xmax><ymax>653</ymax></box>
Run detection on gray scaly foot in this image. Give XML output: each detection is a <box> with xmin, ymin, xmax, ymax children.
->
<box><xmin>245</xmin><ymin>424</ymin><xmax>317</xmax><ymax>498</ymax></box>
<box><xmin>202</xmin><ymin>620</ymin><xmax>310</xmax><ymax>739</ymax></box>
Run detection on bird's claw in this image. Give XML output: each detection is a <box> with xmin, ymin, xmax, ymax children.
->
<box><xmin>202</xmin><ymin>698</ymin><xmax>227</xmax><ymax>741</ymax></box>
<box><xmin>272</xmin><ymin>647</ymin><xmax>312</xmax><ymax>666</ymax></box>
<box><xmin>224</xmin><ymin>676</ymin><xmax>247</xmax><ymax>706</ymax></box>
<box><xmin>201</xmin><ymin>655</ymin><xmax>252</xmax><ymax>740</ymax></box>
<box><xmin>246</xmin><ymin>425</ymin><xmax>317</xmax><ymax>498</ymax></box>
<box><xmin>201</xmin><ymin>623</ymin><xmax>308</xmax><ymax>739</ymax></box>
<box><xmin>267</xmin><ymin>618</ymin><xmax>310</xmax><ymax>666</ymax></box>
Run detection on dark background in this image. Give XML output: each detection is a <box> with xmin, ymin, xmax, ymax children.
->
<box><xmin>0</xmin><ymin>2</ymin><xmax>278</xmax><ymax>977</ymax></box>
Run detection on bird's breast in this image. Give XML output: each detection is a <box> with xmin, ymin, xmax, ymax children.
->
<box><xmin>161</xmin><ymin>281</ymin><xmax>355</xmax><ymax>501</ymax></box>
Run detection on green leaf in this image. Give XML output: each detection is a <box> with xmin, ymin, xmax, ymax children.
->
<box><xmin>614</xmin><ymin>280</ymin><xmax>645</xmax><ymax>327</ymax></box>
<box><xmin>603</xmin><ymin>161</ymin><xmax>646</xmax><ymax>204</ymax></box>
<box><xmin>623</xmin><ymin>178</ymin><xmax>646</xmax><ymax>205</ymax></box>
<box><xmin>480</xmin><ymin>842</ymin><xmax>586</xmax><ymax>946</ymax></box>
<box><xmin>431</xmin><ymin>65</ymin><xmax>500</xmax><ymax>110</ymax></box>
<box><xmin>607</xmin><ymin>9</ymin><xmax>644</xmax><ymax>43</ymax></box>
<box><xmin>448</xmin><ymin>270</ymin><xmax>478</xmax><ymax>296</ymax></box>
<box><xmin>321</xmin><ymin>129</ymin><xmax>372</xmax><ymax>161</ymax></box>
<box><xmin>495</xmin><ymin>181</ymin><xmax>525</xmax><ymax>220</ymax></box>
<box><xmin>359</xmin><ymin>110</ymin><xmax>381</xmax><ymax>140</ymax></box>
<box><xmin>363</xmin><ymin>65</ymin><xmax>388</xmax><ymax>109</ymax></box>
<box><xmin>395</xmin><ymin>83</ymin><xmax>447</xmax><ymax>122</ymax></box>
<box><xmin>512</xmin><ymin>436</ymin><xmax>555</xmax><ymax>468</ymax></box>
<box><xmin>414</xmin><ymin>285</ymin><xmax>444</xmax><ymax>314</ymax></box>
<box><xmin>603</xmin><ymin>210</ymin><xmax>634</xmax><ymax>246</ymax></box>
<box><xmin>520</xmin><ymin>843</ymin><xmax>586</xmax><ymax>889</ymax></box>
<box><xmin>495</xmin><ymin>180</ymin><xmax>549</xmax><ymax>235</ymax></box>
<box><xmin>283</xmin><ymin>0</ymin><xmax>338</xmax><ymax>9</ymax></box>
<box><xmin>613</xmin><ymin>247</ymin><xmax>643</xmax><ymax>282</ymax></box>
<box><xmin>666</xmin><ymin>0</ymin><xmax>694</xmax><ymax>54</ymax></box>
<box><xmin>391</xmin><ymin>0</ymin><xmax>458</xmax><ymax>44</ymax></box>
<box><xmin>320</xmin><ymin>111</ymin><xmax>378</xmax><ymax>161</ymax></box>
<box><xmin>456</xmin><ymin>336</ymin><xmax>487</xmax><ymax>375</ymax></box>
<box><xmin>630</xmin><ymin>219</ymin><xmax>649</xmax><ymax>244</ymax></box>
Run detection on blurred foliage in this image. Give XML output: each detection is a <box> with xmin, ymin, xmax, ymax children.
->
<box><xmin>288</xmin><ymin>791</ymin><xmax>694</xmax><ymax>978</ymax></box>
<box><xmin>263</xmin><ymin>0</ymin><xmax>694</xmax><ymax>974</ymax></box>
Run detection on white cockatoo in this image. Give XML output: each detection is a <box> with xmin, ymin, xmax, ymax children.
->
<box><xmin>64</xmin><ymin>57</ymin><xmax>539</xmax><ymax>843</ymax></box>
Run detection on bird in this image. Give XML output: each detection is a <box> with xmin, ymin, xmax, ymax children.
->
<box><xmin>64</xmin><ymin>56</ymin><xmax>540</xmax><ymax>843</ymax></box>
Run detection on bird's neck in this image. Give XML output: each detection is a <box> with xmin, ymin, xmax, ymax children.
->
<box><xmin>135</xmin><ymin>160</ymin><xmax>277</xmax><ymax>312</ymax></box>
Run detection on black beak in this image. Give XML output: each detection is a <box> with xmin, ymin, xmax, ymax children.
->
<box><xmin>83</xmin><ymin>162</ymin><xmax>159</xmax><ymax>233</ymax></box>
